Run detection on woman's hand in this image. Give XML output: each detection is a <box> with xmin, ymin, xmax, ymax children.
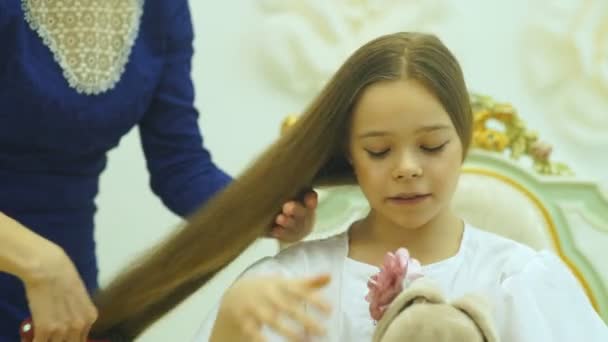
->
<box><xmin>0</xmin><ymin>213</ymin><xmax>98</xmax><ymax>342</ymax></box>
<box><xmin>211</xmin><ymin>274</ymin><xmax>332</xmax><ymax>342</ymax></box>
<box><xmin>272</xmin><ymin>191</ymin><xmax>318</xmax><ymax>243</ymax></box>
<box><xmin>22</xmin><ymin>244</ymin><xmax>98</xmax><ymax>342</ymax></box>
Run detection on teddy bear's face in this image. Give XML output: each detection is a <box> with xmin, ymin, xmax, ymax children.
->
<box><xmin>380</xmin><ymin>301</ymin><xmax>485</xmax><ymax>342</ymax></box>
<box><xmin>372</xmin><ymin>278</ymin><xmax>499</xmax><ymax>342</ymax></box>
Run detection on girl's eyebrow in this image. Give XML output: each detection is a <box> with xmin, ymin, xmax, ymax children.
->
<box><xmin>358</xmin><ymin>124</ymin><xmax>450</xmax><ymax>139</ymax></box>
<box><xmin>358</xmin><ymin>131</ymin><xmax>389</xmax><ymax>139</ymax></box>
<box><xmin>414</xmin><ymin>124</ymin><xmax>451</xmax><ymax>133</ymax></box>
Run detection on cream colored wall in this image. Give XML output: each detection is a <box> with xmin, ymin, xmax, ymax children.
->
<box><xmin>94</xmin><ymin>0</ymin><xmax>608</xmax><ymax>340</ymax></box>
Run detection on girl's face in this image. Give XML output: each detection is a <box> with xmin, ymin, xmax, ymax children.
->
<box><xmin>348</xmin><ymin>79</ymin><xmax>463</xmax><ymax>230</ymax></box>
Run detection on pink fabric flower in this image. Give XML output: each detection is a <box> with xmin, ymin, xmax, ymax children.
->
<box><xmin>365</xmin><ymin>248</ymin><xmax>423</xmax><ymax>321</ymax></box>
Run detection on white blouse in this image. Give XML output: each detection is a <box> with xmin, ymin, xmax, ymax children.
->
<box><xmin>194</xmin><ymin>224</ymin><xmax>608</xmax><ymax>341</ymax></box>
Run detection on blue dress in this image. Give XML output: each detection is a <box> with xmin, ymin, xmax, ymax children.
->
<box><xmin>0</xmin><ymin>1</ymin><xmax>231</xmax><ymax>338</ymax></box>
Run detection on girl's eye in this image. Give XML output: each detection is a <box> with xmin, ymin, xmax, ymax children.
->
<box><xmin>421</xmin><ymin>141</ymin><xmax>449</xmax><ymax>153</ymax></box>
<box><xmin>365</xmin><ymin>149</ymin><xmax>390</xmax><ymax>158</ymax></box>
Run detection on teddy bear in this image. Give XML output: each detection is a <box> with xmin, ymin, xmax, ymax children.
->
<box><xmin>372</xmin><ymin>277</ymin><xmax>499</xmax><ymax>342</ymax></box>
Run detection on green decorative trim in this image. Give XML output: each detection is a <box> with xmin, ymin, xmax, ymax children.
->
<box><xmin>465</xmin><ymin>150</ymin><xmax>608</xmax><ymax>321</ymax></box>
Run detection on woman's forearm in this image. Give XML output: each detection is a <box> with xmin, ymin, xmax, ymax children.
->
<box><xmin>0</xmin><ymin>211</ymin><xmax>59</xmax><ymax>283</ymax></box>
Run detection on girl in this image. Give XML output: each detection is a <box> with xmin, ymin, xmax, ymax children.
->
<box><xmin>192</xmin><ymin>32</ymin><xmax>608</xmax><ymax>341</ymax></box>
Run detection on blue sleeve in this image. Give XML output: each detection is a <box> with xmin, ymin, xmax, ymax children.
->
<box><xmin>138</xmin><ymin>2</ymin><xmax>232</xmax><ymax>217</ymax></box>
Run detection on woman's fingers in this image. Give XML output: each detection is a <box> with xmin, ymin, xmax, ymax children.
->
<box><xmin>25</xmin><ymin>248</ymin><xmax>98</xmax><ymax>342</ymax></box>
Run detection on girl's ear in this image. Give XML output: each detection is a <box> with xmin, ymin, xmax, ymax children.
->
<box><xmin>344</xmin><ymin>142</ymin><xmax>353</xmax><ymax>165</ymax></box>
<box><xmin>343</xmin><ymin>150</ymin><xmax>352</xmax><ymax>165</ymax></box>
<box><xmin>342</xmin><ymin>133</ymin><xmax>352</xmax><ymax>163</ymax></box>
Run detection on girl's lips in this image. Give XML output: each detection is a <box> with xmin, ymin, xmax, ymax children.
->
<box><xmin>386</xmin><ymin>193</ymin><xmax>431</xmax><ymax>205</ymax></box>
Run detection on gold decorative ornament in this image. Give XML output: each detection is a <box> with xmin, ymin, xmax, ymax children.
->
<box><xmin>470</xmin><ymin>94</ymin><xmax>573</xmax><ymax>176</ymax></box>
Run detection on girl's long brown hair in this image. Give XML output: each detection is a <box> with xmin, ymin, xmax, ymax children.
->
<box><xmin>91</xmin><ymin>32</ymin><xmax>473</xmax><ymax>340</ymax></box>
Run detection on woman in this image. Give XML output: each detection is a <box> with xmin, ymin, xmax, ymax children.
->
<box><xmin>0</xmin><ymin>1</ymin><xmax>316</xmax><ymax>341</ymax></box>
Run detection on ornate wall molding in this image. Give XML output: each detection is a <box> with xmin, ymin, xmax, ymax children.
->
<box><xmin>255</xmin><ymin>0</ymin><xmax>448</xmax><ymax>98</ymax></box>
<box><xmin>520</xmin><ymin>0</ymin><xmax>608</xmax><ymax>146</ymax></box>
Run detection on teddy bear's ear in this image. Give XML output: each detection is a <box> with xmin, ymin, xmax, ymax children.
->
<box><xmin>372</xmin><ymin>278</ymin><xmax>445</xmax><ymax>342</ymax></box>
<box><xmin>451</xmin><ymin>294</ymin><xmax>500</xmax><ymax>342</ymax></box>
